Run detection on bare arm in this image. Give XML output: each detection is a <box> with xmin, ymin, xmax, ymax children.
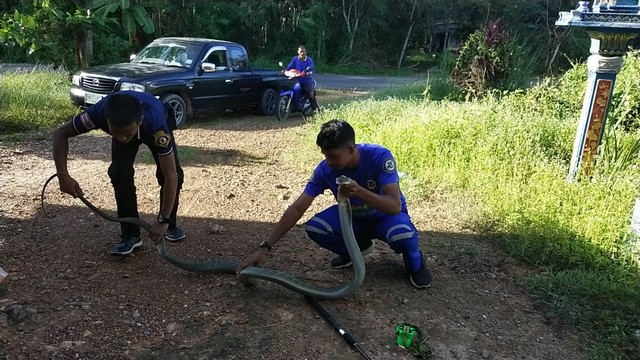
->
<box><xmin>148</xmin><ymin>152</ymin><xmax>178</xmax><ymax>244</ymax></box>
<box><xmin>156</xmin><ymin>153</ymin><xmax>178</xmax><ymax>217</ymax></box>
<box><xmin>52</xmin><ymin>121</ymin><xmax>83</xmax><ymax>197</ymax></box>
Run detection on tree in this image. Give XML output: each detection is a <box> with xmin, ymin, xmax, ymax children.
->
<box><xmin>0</xmin><ymin>1</ymin><xmax>99</xmax><ymax>68</ymax></box>
<box><xmin>340</xmin><ymin>0</ymin><xmax>365</xmax><ymax>61</ymax></box>
<box><xmin>92</xmin><ymin>0</ymin><xmax>155</xmax><ymax>46</ymax></box>
<box><xmin>397</xmin><ymin>0</ymin><xmax>423</xmax><ymax>68</ymax></box>
<box><xmin>300</xmin><ymin>0</ymin><xmax>330</xmax><ymax>61</ymax></box>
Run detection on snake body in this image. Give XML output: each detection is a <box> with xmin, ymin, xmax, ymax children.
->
<box><xmin>44</xmin><ymin>174</ymin><xmax>365</xmax><ymax>299</ymax></box>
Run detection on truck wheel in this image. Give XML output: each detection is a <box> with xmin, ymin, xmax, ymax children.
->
<box><xmin>259</xmin><ymin>88</ymin><xmax>277</xmax><ymax>116</ymax></box>
<box><xmin>276</xmin><ymin>95</ymin><xmax>292</xmax><ymax>121</ymax></box>
<box><xmin>161</xmin><ymin>94</ymin><xmax>187</xmax><ymax>129</ymax></box>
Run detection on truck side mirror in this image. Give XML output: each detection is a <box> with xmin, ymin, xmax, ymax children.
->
<box><xmin>129</xmin><ymin>54</ymin><xmax>136</xmax><ymax>61</ymax></box>
<box><xmin>202</xmin><ymin>62</ymin><xmax>216</xmax><ymax>72</ymax></box>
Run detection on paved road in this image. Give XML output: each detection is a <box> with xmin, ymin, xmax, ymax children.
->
<box><xmin>314</xmin><ymin>73</ymin><xmax>425</xmax><ymax>91</ymax></box>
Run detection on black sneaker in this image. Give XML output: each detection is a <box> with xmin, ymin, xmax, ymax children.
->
<box><xmin>110</xmin><ymin>235</ymin><xmax>142</xmax><ymax>256</ymax></box>
<box><xmin>164</xmin><ymin>226</ymin><xmax>186</xmax><ymax>242</ymax></box>
<box><xmin>330</xmin><ymin>240</ymin><xmax>374</xmax><ymax>269</ymax></box>
<box><xmin>409</xmin><ymin>261</ymin><xmax>433</xmax><ymax>289</ymax></box>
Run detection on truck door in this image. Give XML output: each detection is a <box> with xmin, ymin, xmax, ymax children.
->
<box><xmin>226</xmin><ymin>46</ymin><xmax>256</xmax><ymax>108</ymax></box>
<box><xmin>192</xmin><ymin>46</ymin><xmax>233</xmax><ymax>111</ymax></box>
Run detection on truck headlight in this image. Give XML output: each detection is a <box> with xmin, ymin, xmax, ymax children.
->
<box><xmin>72</xmin><ymin>75</ymin><xmax>81</xmax><ymax>86</ymax></box>
<box><xmin>120</xmin><ymin>82</ymin><xmax>146</xmax><ymax>92</ymax></box>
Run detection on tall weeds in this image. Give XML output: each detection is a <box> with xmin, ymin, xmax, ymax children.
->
<box><xmin>0</xmin><ymin>70</ymin><xmax>77</xmax><ymax>134</ymax></box>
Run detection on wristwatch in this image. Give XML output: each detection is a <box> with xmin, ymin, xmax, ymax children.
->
<box><xmin>259</xmin><ymin>240</ymin><xmax>272</xmax><ymax>252</ymax></box>
<box><xmin>157</xmin><ymin>214</ymin><xmax>171</xmax><ymax>224</ymax></box>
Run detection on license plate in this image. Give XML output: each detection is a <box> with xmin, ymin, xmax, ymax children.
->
<box><xmin>84</xmin><ymin>92</ymin><xmax>106</xmax><ymax>105</ymax></box>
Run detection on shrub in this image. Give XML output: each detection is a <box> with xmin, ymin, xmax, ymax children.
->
<box><xmin>451</xmin><ymin>19</ymin><xmax>513</xmax><ymax>98</ymax></box>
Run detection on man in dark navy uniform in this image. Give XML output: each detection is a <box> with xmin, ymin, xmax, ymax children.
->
<box><xmin>238</xmin><ymin>119</ymin><xmax>432</xmax><ymax>289</ymax></box>
<box><xmin>52</xmin><ymin>91</ymin><xmax>186</xmax><ymax>255</ymax></box>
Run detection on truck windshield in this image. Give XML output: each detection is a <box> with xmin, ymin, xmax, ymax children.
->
<box><xmin>132</xmin><ymin>42</ymin><xmax>202</xmax><ymax>68</ymax></box>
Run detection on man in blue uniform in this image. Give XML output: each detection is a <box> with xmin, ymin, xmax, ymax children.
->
<box><xmin>286</xmin><ymin>45</ymin><xmax>319</xmax><ymax>111</ymax></box>
<box><xmin>52</xmin><ymin>91</ymin><xmax>186</xmax><ymax>255</ymax></box>
<box><xmin>238</xmin><ymin>119</ymin><xmax>432</xmax><ymax>289</ymax></box>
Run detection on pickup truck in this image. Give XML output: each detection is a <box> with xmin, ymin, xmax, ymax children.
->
<box><xmin>69</xmin><ymin>37</ymin><xmax>283</xmax><ymax>128</ymax></box>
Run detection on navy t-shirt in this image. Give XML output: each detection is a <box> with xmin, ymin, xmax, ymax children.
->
<box><xmin>304</xmin><ymin>144</ymin><xmax>408</xmax><ymax>218</ymax></box>
<box><xmin>71</xmin><ymin>91</ymin><xmax>174</xmax><ymax>156</ymax></box>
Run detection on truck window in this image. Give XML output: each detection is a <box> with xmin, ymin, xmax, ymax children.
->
<box><xmin>132</xmin><ymin>42</ymin><xmax>199</xmax><ymax>67</ymax></box>
<box><xmin>205</xmin><ymin>49</ymin><xmax>228</xmax><ymax>71</ymax></box>
<box><xmin>228</xmin><ymin>46</ymin><xmax>248</xmax><ymax>72</ymax></box>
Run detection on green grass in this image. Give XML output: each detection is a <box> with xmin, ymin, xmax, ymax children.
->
<box><xmin>296</xmin><ymin>68</ymin><xmax>640</xmax><ymax>358</ymax></box>
<box><xmin>372</xmin><ymin>71</ymin><xmax>460</xmax><ymax>101</ymax></box>
<box><xmin>0</xmin><ymin>71</ymin><xmax>79</xmax><ymax>134</ymax></box>
<box><xmin>0</xmin><ymin>128</ymin><xmax>52</xmax><ymax>142</ymax></box>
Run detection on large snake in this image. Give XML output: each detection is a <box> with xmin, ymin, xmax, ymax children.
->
<box><xmin>42</xmin><ymin>174</ymin><xmax>365</xmax><ymax>299</ymax></box>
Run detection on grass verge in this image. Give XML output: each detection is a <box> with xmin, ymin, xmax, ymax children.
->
<box><xmin>0</xmin><ymin>71</ymin><xmax>78</xmax><ymax>134</ymax></box>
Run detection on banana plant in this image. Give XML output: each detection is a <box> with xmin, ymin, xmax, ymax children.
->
<box><xmin>92</xmin><ymin>0</ymin><xmax>155</xmax><ymax>42</ymax></box>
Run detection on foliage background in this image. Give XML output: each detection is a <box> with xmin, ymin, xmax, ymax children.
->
<box><xmin>1</xmin><ymin>0</ymin><xmax>588</xmax><ymax>75</ymax></box>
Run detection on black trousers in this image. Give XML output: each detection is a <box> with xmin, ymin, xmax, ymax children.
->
<box><xmin>107</xmin><ymin>138</ymin><xmax>184</xmax><ymax>237</ymax></box>
<box><xmin>301</xmin><ymin>82</ymin><xmax>318</xmax><ymax>110</ymax></box>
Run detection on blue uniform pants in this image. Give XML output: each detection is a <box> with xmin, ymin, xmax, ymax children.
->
<box><xmin>305</xmin><ymin>205</ymin><xmax>424</xmax><ymax>272</ymax></box>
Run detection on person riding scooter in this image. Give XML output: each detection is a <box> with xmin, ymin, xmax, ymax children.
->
<box><xmin>286</xmin><ymin>45</ymin><xmax>318</xmax><ymax>112</ymax></box>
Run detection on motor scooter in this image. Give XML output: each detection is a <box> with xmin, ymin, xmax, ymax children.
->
<box><xmin>276</xmin><ymin>62</ymin><xmax>316</xmax><ymax>121</ymax></box>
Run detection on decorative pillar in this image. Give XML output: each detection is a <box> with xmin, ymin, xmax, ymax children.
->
<box><xmin>556</xmin><ymin>1</ymin><xmax>640</xmax><ymax>181</ymax></box>
<box><xmin>570</xmin><ymin>56</ymin><xmax>622</xmax><ymax>177</ymax></box>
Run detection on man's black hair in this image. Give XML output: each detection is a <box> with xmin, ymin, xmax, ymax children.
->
<box><xmin>105</xmin><ymin>93</ymin><xmax>143</xmax><ymax>129</ymax></box>
<box><xmin>316</xmin><ymin>119</ymin><xmax>355</xmax><ymax>150</ymax></box>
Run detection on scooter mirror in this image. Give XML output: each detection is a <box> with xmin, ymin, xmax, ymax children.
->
<box><xmin>278</xmin><ymin>61</ymin><xmax>283</xmax><ymax>67</ymax></box>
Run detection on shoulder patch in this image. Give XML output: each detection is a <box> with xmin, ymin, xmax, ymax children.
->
<box><xmin>153</xmin><ymin>130</ymin><xmax>172</xmax><ymax>149</ymax></box>
<box><xmin>383</xmin><ymin>158</ymin><xmax>396</xmax><ymax>173</ymax></box>
<box><xmin>79</xmin><ymin>113</ymin><xmax>96</xmax><ymax>130</ymax></box>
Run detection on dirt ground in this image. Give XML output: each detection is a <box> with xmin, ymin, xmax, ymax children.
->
<box><xmin>0</xmin><ymin>94</ymin><xmax>586</xmax><ymax>360</ymax></box>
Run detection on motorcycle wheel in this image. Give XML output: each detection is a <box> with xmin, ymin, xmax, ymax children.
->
<box><xmin>277</xmin><ymin>95</ymin><xmax>292</xmax><ymax>121</ymax></box>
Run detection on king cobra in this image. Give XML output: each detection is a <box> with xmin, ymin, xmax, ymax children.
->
<box><xmin>42</xmin><ymin>174</ymin><xmax>365</xmax><ymax>299</ymax></box>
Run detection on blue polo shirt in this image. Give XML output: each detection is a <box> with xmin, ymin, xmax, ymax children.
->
<box><xmin>304</xmin><ymin>144</ymin><xmax>408</xmax><ymax>218</ymax></box>
<box><xmin>286</xmin><ymin>55</ymin><xmax>315</xmax><ymax>84</ymax></box>
<box><xmin>71</xmin><ymin>91</ymin><xmax>174</xmax><ymax>156</ymax></box>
